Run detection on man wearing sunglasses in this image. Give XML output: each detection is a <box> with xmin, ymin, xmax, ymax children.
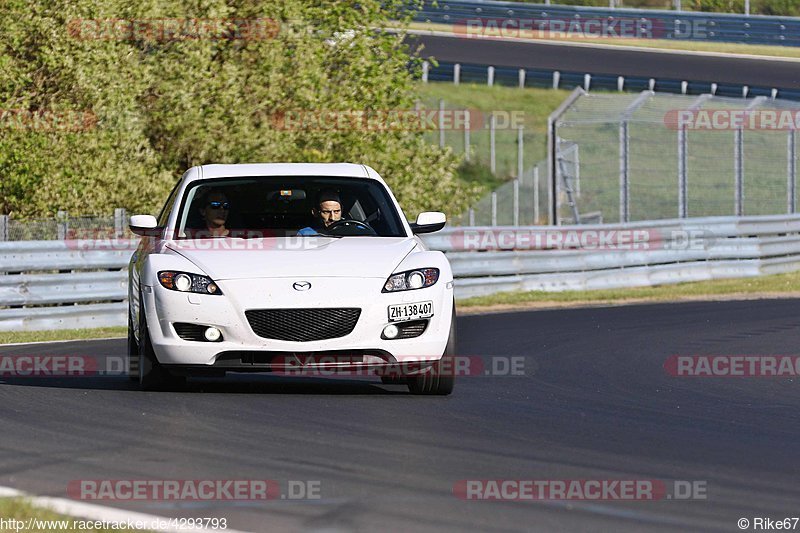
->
<box><xmin>200</xmin><ymin>191</ymin><xmax>231</xmax><ymax>237</ymax></box>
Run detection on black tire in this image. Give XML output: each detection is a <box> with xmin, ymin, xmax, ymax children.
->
<box><xmin>138</xmin><ymin>303</ymin><xmax>185</xmax><ymax>391</ymax></box>
<box><xmin>127</xmin><ymin>312</ymin><xmax>139</xmax><ymax>382</ymax></box>
<box><xmin>407</xmin><ymin>305</ymin><xmax>456</xmax><ymax>396</ymax></box>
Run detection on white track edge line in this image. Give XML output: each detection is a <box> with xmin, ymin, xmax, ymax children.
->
<box><xmin>0</xmin><ymin>485</ymin><xmax>250</xmax><ymax>533</ymax></box>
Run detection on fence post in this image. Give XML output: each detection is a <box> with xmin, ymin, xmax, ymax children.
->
<box><xmin>490</xmin><ymin>113</ymin><xmax>496</xmax><ymax>174</ymax></box>
<box><xmin>735</xmin><ymin>127</ymin><xmax>744</xmax><ymax>216</ymax></box>
<box><xmin>0</xmin><ymin>215</ymin><xmax>7</xmax><ymax>241</ymax></box>
<box><xmin>438</xmin><ymin>99</ymin><xmax>445</xmax><ymax>148</ymax></box>
<box><xmin>114</xmin><ymin>208</ymin><xmax>127</xmax><ymax>238</ymax></box>
<box><xmin>422</xmin><ymin>60</ymin><xmax>429</xmax><ymax>83</ymax></box>
<box><xmin>464</xmin><ymin>109</ymin><xmax>471</xmax><ymax>162</ymax></box>
<box><xmin>619</xmin><ymin>121</ymin><xmax>630</xmax><ymax>223</ymax></box>
<box><xmin>468</xmin><ymin>208</ymin><xmax>475</xmax><ymax>226</ymax></box>
<box><xmin>491</xmin><ymin>191</ymin><xmax>497</xmax><ymax>227</ymax></box>
<box><xmin>534</xmin><ymin>166</ymin><xmax>540</xmax><ymax>224</ymax></box>
<box><xmin>57</xmin><ymin>210</ymin><xmax>68</xmax><ymax>240</ymax></box>
<box><xmin>454</xmin><ymin>63</ymin><xmax>461</xmax><ymax>86</ymax></box>
<box><xmin>487</xmin><ymin>66</ymin><xmax>495</xmax><ymax>87</ymax></box>
<box><xmin>789</xmin><ymin>130</ymin><xmax>797</xmax><ymax>214</ymax></box>
<box><xmin>513</xmin><ymin>179</ymin><xmax>520</xmax><ymax>226</ymax></box>
<box><xmin>678</xmin><ymin>125</ymin><xmax>688</xmax><ymax>218</ymax></box>
<box><xmin>517</xmin><ymin>126</ymin><xmax>524</xmax><ymax>179</ymax></box>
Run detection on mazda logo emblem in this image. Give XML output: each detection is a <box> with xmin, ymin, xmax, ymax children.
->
<box><xmin>293</xmin><ymin>281</ymin><xmax>311</xmax><ymax>291</ymax></box>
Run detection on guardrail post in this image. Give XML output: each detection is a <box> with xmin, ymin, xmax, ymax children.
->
<box><xmin>517</xmin><ymin>126</ymin><xmax>524</xmax><ymax>179</ymax></box>
<box><xmin>674</xmin><ymin>0</ymin><xmax>682</xmax><ymax>11</ymax></box>
<box><xmin>513</xmin><ymin>179</ymin><xmax>520</xmax><ymax>226</ymax></box>
<box><xmin>583</xmin><ymin>74</ymin><xmax>591</xmax><ymax>92</ymax></box>
<box><xmin>711</xmin><ymin>83</ymin><xmax>718</xmax><ymax>95</ymax></box>
<box><xmin>468</xmin><ymin>208</ymin><xmax>475</xmax><ymax>226</ymax></box>
<box><xmin>617</xmin><ymin>76</ymin><xmax>624</xmax><ymax>92</ymax></box>
<box><xmin>745</xmin><ymin>0</ymin><xmax>750</xmax><ymax>15</ymax></box>
<box><xmin>648</xmin><ymin>78</ymin><xmax>655</xmax><ymax>91</ymax></box>
<box><xmin>454</xmin><ymin>63</ymin><xmax>461</xmax><ymax>86</ymax></box>
<box><xmin>57</xmin><ymin>210</ymin><xmax>68</xmax><ymax>240</ymax></box>
<box><xmin>114</xmin><ymin>208</ymin><xmax>126</xmax><ymax>238</ymax></box>
<box><xmin>553</xmin><ymin>71</ymin><xmax>560</xmax><ymax>90</ymax></box>
<box><xmin>464</xmin><ymin>109</ymin><xmax>470</xmax><ymax>162</ymax></box>
<box><xmin>491</xmin><ymin>191</ymin><xmax>497</xmax><ymax>227</ymax></box>
<box><xmin>789</xmin><ymin>130</ymin><xmax>797</xmax><ymax>214</ymax></box>
<box><xmin>518</xmin><ymin>69</ymin><xmax>525</xmax><ymax>89</ymax></box>
<box><xmin>681</xmin><ymin>81</ymin><xmax>688</xmax><ymax>95</ymax></box>
<box><xmin>422</xmin><ymin>60</ymin><xmax>429</xmax><ymax>83</ymax></box>
<box><xmin>490</xmin><ymin>113</ymin><xmax>496</xmax><ymax>174</ymax></box>
<box><xmin>487</xmin><ymin>66</ymin><xmax>495</xmax><ymax>87</ymax></box>
<box><xmin>438</xmin><ymin>99</ymin><xmax>445</xmax><ymax>148</ymax></box>
<box><xmin>735</xmin><ymin>127</ymin><xmax>744</xmax><ymax>216</ymax></box>
<box><xmin>0</xmin><ymin>215</ymin><xmax>7</xmax><ymax>241</ymax></box>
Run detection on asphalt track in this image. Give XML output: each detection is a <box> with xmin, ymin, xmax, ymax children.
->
<box><xmin>1</xmin><ymin>299</ymin><xmax>800</xmax><ymax>531</ymax></box>
<box><xmin>406</xmin><ymin>33</ymin><xmax>800</xmax><ymax>88</ymax></box>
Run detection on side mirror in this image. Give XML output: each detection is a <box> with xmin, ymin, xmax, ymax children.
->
<box><xmin>410</xmin><ymin>211</ymin><xmax>446</xmax><ymax>234</ymax></box>
<box><xmin>129</xmin><ymin>215</ymin><xmax>160</xmax><ymax>237</ymax></box>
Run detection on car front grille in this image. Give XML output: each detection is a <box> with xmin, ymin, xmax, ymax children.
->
<box><xmin>245</xmin><ymin>308</ymin><xmax>361</xmax><ymax>342</ymax></box>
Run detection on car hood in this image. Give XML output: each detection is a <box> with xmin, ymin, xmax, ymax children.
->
<box><xmin>165</xmin><ymin>237</ymin><xmax>418</xmax><ymax>280</ymax></box>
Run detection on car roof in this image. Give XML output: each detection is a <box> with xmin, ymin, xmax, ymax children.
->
<box><xmin>185</xmin><ymin>163</ymin><xmax>381</xmax><ymax>182</ymax></box>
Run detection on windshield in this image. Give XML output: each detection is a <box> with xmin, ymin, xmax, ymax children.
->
<box><xmin>174</xmin><ymin>176</ymin><xmax>408</xmax><ymax>239</ymax></box>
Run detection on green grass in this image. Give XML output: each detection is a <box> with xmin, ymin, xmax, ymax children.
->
<box><xmin>0</xmin><ymin>327</ymin><xmax>126</xmax><ymax>346</ymax></box>
<box><xmin>418</xmin><ymin>82</ymin><xmax>569</xmax><ymax>171</ymax></box>
<box><xmin>459</xmin><ymin>270</ymin><xmax>800</xmax><ymax>308</ymax></box>
<box><xmin>407</xmin><ymin>21</ymin><xmax>800</xmax><ymax>59</ymax></box>
<box><xmin>0</xmin><ymin>498</ymin><xmax>131</xmax><ymax>532</ymax></box>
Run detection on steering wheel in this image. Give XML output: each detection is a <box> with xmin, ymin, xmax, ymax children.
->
<box><xmin>321</xmin><ymin>219</ymin><xmax>377</xmax><ymax>236</ymax></box>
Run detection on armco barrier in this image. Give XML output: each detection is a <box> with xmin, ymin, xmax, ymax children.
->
<box><xmin>2</xmin><ymin>214</ymin><xmax>800</xmax><ymax>331</ymax></box>
<box><xmin>414</xmin><ymin>0</ymin><xmax>800</xmax><ymax>47</ymax></box>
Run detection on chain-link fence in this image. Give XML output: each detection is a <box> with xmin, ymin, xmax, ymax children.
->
<box><xmin>552</xmin><ymin>90</ymin><xmax>800</xmax><ymax>224</ymax></box>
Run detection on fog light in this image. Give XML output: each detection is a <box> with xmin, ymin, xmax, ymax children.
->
<box><xmin>204</xmin><ymin>327</ymin><xmax>222</xmax><ymax>342</ymax></box>
<box><xmin>382</xmin><ymin>324</ymin><xmax>399</xmax><ymax>339</ymax></box>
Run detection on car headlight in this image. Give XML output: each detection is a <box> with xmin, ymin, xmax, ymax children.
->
<box><xmin>158</xmin><ymin>271</ymin><xmax>222</xmax><ymax>295</ymax></box>
<box><xmin>382</xmin><ymin>268</ymin><xmax>439</xmax><ymax>292</ymax></box>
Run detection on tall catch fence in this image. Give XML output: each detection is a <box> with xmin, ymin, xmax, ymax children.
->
<box><xmin>551</xmin><ymin>89</ymin><xmax>800</xmax><ymax>224</ymax></box>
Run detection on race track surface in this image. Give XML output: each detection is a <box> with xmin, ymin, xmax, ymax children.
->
<box><xmin>406</xmin><ymin>33</ymin><xmax>800</xmax><ymax>88</ymax></box>
<box><xmin>1</xmin><ymin>299</ymin><xmax>799</xmax><ymax>532</ymax></box>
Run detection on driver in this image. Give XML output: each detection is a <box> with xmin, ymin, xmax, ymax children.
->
<box><xmin>298</xmin><ymin>190</ymin><xmax>342</xmax><ymax>235</ymax></box>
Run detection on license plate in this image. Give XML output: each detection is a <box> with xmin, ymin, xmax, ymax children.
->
<box><xmin>388</xmin><ymin>301</ymin><xmax>434</xmax><ymax>322</ymax></box>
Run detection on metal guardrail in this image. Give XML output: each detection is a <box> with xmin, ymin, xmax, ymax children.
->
<box><xmin>414</xmin><ymin>0</ymin><xmax>800</xmax><ymax>46</ymax></box>
<box><xmin>3</xmin><ymin>214</ymin><xmax>800</xmax><ymax>331</ymax></box>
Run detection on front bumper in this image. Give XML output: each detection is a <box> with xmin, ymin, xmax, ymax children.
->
<box><xmin>142</xmin><ymin>276</ymin><xmax>454</xmax><ymax>369</ymax></box>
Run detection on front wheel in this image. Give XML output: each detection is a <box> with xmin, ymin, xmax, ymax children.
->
<box><xmin>407</xmin><ymin>306</ymin><xmax>456</xmax><ymax>396</ymax></box>
<box><xmin>139</xmin><ymin>304</ymin><xmax>185</xmax><ymax>391</ymax></box>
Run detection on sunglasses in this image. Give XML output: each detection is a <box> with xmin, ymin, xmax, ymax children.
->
<box><xmin>207</xmin><ymin>201</ymin><xmax>230</xmax><ymax>210</ymax></box>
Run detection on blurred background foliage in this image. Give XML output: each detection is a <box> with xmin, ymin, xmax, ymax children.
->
<box><xmin>0</xmin><ymin>0</ymin><xmax>479</xmax><ymax>219</ymax></box>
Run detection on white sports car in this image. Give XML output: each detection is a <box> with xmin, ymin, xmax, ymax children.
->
<box><xmin>127</xmin><ymin>163</ymin><xmax>456</xmax><ymax>394</ymax></box>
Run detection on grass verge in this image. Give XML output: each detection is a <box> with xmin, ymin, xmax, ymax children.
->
<box><xmin>0</xmin><ymin>327</ymin><xmax>126</xmax><ymax>346</ymax></box>
<box><xmin>0</xmin><ymin>497</ymin><xmax>128</xmax><ymax>532</ymax></box>
<box><xmin>407</xmin><ymin>22</ymin><xmax>800</xmax><ymax>59</ymax></box>
<box><xmin>458</xmin><ymin>271</ymin><xmax>800</xmax><ymax>311</ymax></box>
